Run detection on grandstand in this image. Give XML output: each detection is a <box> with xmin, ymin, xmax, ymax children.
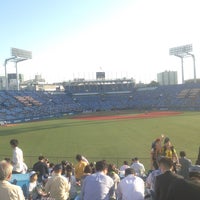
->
<box><xmin>1</xmin><ymin>79</ymin><xmax>200</xmax><ymax>123</ymax></box>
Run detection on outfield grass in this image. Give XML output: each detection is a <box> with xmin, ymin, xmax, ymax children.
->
<box><xmin>0</xmin><ymin>112</ymin><xmax>199</xmax><ymax>169</ymax></box>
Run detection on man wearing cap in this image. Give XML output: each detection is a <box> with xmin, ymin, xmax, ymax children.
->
<box><xmin>0</xmin><ymin>160</ymin><xmax>25</xmax><ymax>200</ymax></box>
<box><xmin>117</xmin><ymin>168</ymin><xmax>144</xmax><ymax>200</ymax></box>
<box><xmin>29</xmin><ymin>171</ymin><xmax>46</xmax><ymax>200</ymax></box>
<box><xmin>44</xmin><ymin>164</ymin><xmax>70</xmax><ymax>200</ymax></box>
<box><xmin>166</xmin><ymin>165</ymin><xmax>200</xmax><ymax>200</ymax></box>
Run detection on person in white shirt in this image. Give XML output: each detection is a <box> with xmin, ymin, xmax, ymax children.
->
<box><xmin>81</xmin><ymin>160</ymin><xmax>114</xmax><ymax>200</ymax></box>
<box><xmin>10</xmin><ymin>139</ymin><xmax>24</xmax><ymax>174</ymax></box>
<box><xmin>131</xmin><ymin>157</ymin><xmax>146</xmax><ymax>178</ymax></box>
<box><xmin>117</xmin><ymin>168</ymin><xmax>144</xmax><ymax>200</ymax></box>
<box><xmin>119</xmin><ymin>161</ymin><xmax>130</xmax><ymax>178</ymax></box>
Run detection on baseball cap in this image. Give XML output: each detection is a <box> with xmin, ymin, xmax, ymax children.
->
<box><xmin>29</xmin><ymin>171</ymin><xmax>38</xmax><ymax>177</ymax></box>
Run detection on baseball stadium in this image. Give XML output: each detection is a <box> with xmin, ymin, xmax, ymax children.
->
<box><xmin>1</xmin><ymin>77</ymin><xmax>200</xmax><ymax>168</ymax></box>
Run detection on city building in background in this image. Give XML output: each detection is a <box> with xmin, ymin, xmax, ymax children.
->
<box><xmin>157</xmin><ymin>71</ymin><xmax>178</xmax><ymax>86</ymax></box>
<box><xmin>0</xmin><ymin>76</ymin><xmax>6</xmax><ymax>90</ymax></box>
<box><xmin>7</xmin><ymin>73</ymin><xmax>24</xmax><ymax>90</ymax></box>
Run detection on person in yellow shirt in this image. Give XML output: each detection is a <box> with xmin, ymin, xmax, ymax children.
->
<box><xmin>162</xmin><ymin>137</ymin><xmax>179</xmax><ymax>164</ymax></box>
<box><xmin>75</xmin><ymin>154</ymin><xmax>88</xmax><ymax>181</ymax></box>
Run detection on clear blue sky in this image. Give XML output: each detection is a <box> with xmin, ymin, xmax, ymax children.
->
<box><xmin>0</xmin><ymin>0</ymin><xmax>128</xmax><ymax>56</ymax></box>
<box><xmin>0</xmin><ymin>0</ymin><xmax>199</xmax><ymax>83</ymax></box>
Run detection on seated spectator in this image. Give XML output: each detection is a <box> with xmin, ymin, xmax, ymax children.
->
<box><xmin>130</xmin><ymin>157</ymin><xmax>146</xmax><ymax>178</ymax></box>
<box><xmin>89</xmin><ymin>162</ymin><xmax>96</xmax><ymax>174</ymax></box>
<box><xmin>65</xmin><ymin>164</ymin><xmax>77</xmax><ymax>200</ymax></box>
<box><xmin>155</xmin><ymin>157</ymin><xmax>183</xmax><ymax>200</ymax></box>
<box><xmin>0</xmin><ymin>160</ymin><xmax>25</xmax><ymax>200</ymax></box>
<box><xmin>29</xmin><ymin>171</ymin><xmax>46</xmax><ymax>200</ymax></box>
<box><xmin>81</xmin><ymin>160</ymin><xmax>114</xmax><ymax>200</ymax></box>
<box><xmin>196</xmin><ymin>146</ymin><xmax>200</xmax><ymax>165</ymax></box>
<box><xmin>117</xmin><ymin>168</ymin><xmax>144</xmax><ymax>200</ymax></box>
<box><xmin>61</xmin><ymin>160</ymin><xmax>68</xmax><ymax>175</ymax></box>
<box><xmin>78</xmin><ymin>165</ymin><xmax>93</xmax><ymax>200</ymax></box>
<box><xmin>119</xmin><ymin>161</ymin><xmax>130</xmax><ymax>178</ymax></box>
<box><xmin>108</xmin><ymin>164</ymin><xmax>120</xmax><ymax>200</ymax></box>
<box><xmin>189</xmin><ymin>165</ymin><xmax>200</xmax><ymax>184</ymax></box>
<box><xmin>48</xmin><ymin>163</ymin><xmax>55</xmax><ymax>175</ymax></box>
<box><xmin>75</xmin><ymin>154</ymin><xmax>88</xmax><ymax>181</ymax></box>
<box><xmin>166</xmin><ymin>165</ymin><xmax>200</xmax><ymax>200</ymax></box>
<box><xmin>146</xmin><ymin>167</ymin><xmax>162</xmax><ymax>199</ymax></box>
<box><xmin>45</xmin><ymin>164</ymin><xmax>70</xmax><ymax>200</ymax></box>
<box><xmin>33</xmin><ymin>156</ymin><xmax>49</xmax><ymax>183</ymax></box>
<box><xmin>178</xmin><ymin>151</ymin><xmax>192</xmax><ymax>179</ymax></box>
<box><xmin>81</xmin><ymin>165</ymin><xmax>93</xmax><ymax>182</ymax></box>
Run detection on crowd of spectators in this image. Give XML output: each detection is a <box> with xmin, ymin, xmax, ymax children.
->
<box><xmin>0</xmin><ymin>138</ymin><xmax>200</xmax><ymax>200</ymax></box>
<box><xmin>2</xmin><ymin>83</ymin><xmax>200</xmax><ymax>122</ymax></box>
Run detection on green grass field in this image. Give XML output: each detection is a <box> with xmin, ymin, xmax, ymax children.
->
<box><xmin>0</xmin><ymin>111</ymin><xmax>199</xmax><ymax>169</ymax></box>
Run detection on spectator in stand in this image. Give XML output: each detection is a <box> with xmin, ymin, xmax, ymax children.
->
<box><xmin>196</xmin><ymin>146</ymin><xmax>200</xmax><ymax>165</ymax></box>
<box><xmin>0</xmin><ymin>160</ymin><xmax>25</xmax><ymax>200</ymax></box>
<box><xmin>178</xmin><ymin>151</ymin><xmax>192</xmax><ymax>179</ymax></box>
<box><xmin>75</xmin><ymin>154</ymin><xmax>88</xmax><ymax>181</ymax></box>
<box><xmin>151</xmin><ymin>136</ymin><xmax>163</xmax><ymax>170</ymax></box>
<box><xmin>81</xmin><ymin>165</ymin><xmax>93</xmax><ymax>183</ymax></box>
<box><xmin>189</xmin><ymin>165</ymin><xmax>200</xmax><ymax>184</ymax></box>
<box><xmin>29</xmin><ymin>171</ymin><xmax>46</xmax><ymax>200</ymax></box>
<box><xmin>108</xmin><ymin>164</ymin><xmax>120</xmax><ymax>200</ymax></box>
<box><xmin>162</xmin><ymin>137</ymin><xmax>179</xmax><ymax>164</ymax></box>
<box><xmin>65</xmin><ymin>164</ymin><xmax>77</xmax><ymax>200</ymax></box>
<box><xmin>45</xmin><ymin>164</ymin><xmax>70</xmax><ymax>200</ymax></box>
<box><xmin>131</xmin><ymin>157</ymin><xmax>146</xmax><ymax>178</ymax></box>
<box><xmin>165</xmin><ymin>165</ymin><xmax>200</xmax><ymax>200</ymax></box>
<box><xmin>119</xmin><ymin>161</ymin><xmax>130</xmax><ymax>178</ymax></box>
<box><xmin>89</xmin><ymin>162</ymin><xmax>96</xmax><ymax>174</ymax></box>
<box><xmin>48</xmin><ymin>163</ymin><xmax>55</xmax><ymax>175</ymax></box>
<box><xmin>79</xmin><ymin>165</ymin><xmax>93</xmax><ymax>200</ymax></box>
<box><xmin>146</xmin><ymin>166</ymin><xmax>162</xmax><ymax>199</ymax></box>
<box><xmin>61</xmin><ymin>160</ymin><xmax>68</xmax><ymax>175</ymax></box>
<box><xmin>117</xmin><ymin>168</ymin><xmax>144</xmax><ymax>200</ymax></box>
<box><xmin>10</xmin><ymin>139</ymin><xmax>24</xmax><ymax>174</ymax></box>
<box><xmin>81</xmin><ymin>160</ymin><xmax>114</xmax><ymax>200</ymax></box>
<box><xmin>33</xmin><ymin>156</ymin><xmax>49</xmax><ymax>183</ymax></box>
<box><xmin>154</xmin><ymin>157</ymin><xmax>183</xmax><ymax>200</ymax></box>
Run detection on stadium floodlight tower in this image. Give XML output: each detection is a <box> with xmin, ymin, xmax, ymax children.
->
<box><xmin>169</xmin><ymin>44</ymin><xmax>196</xmax><ymax>84</ymax></box>
<box><xmin>4</xmin><ymin>48</ymin><xmax>32</xmax><ymax>90</ymax></box>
